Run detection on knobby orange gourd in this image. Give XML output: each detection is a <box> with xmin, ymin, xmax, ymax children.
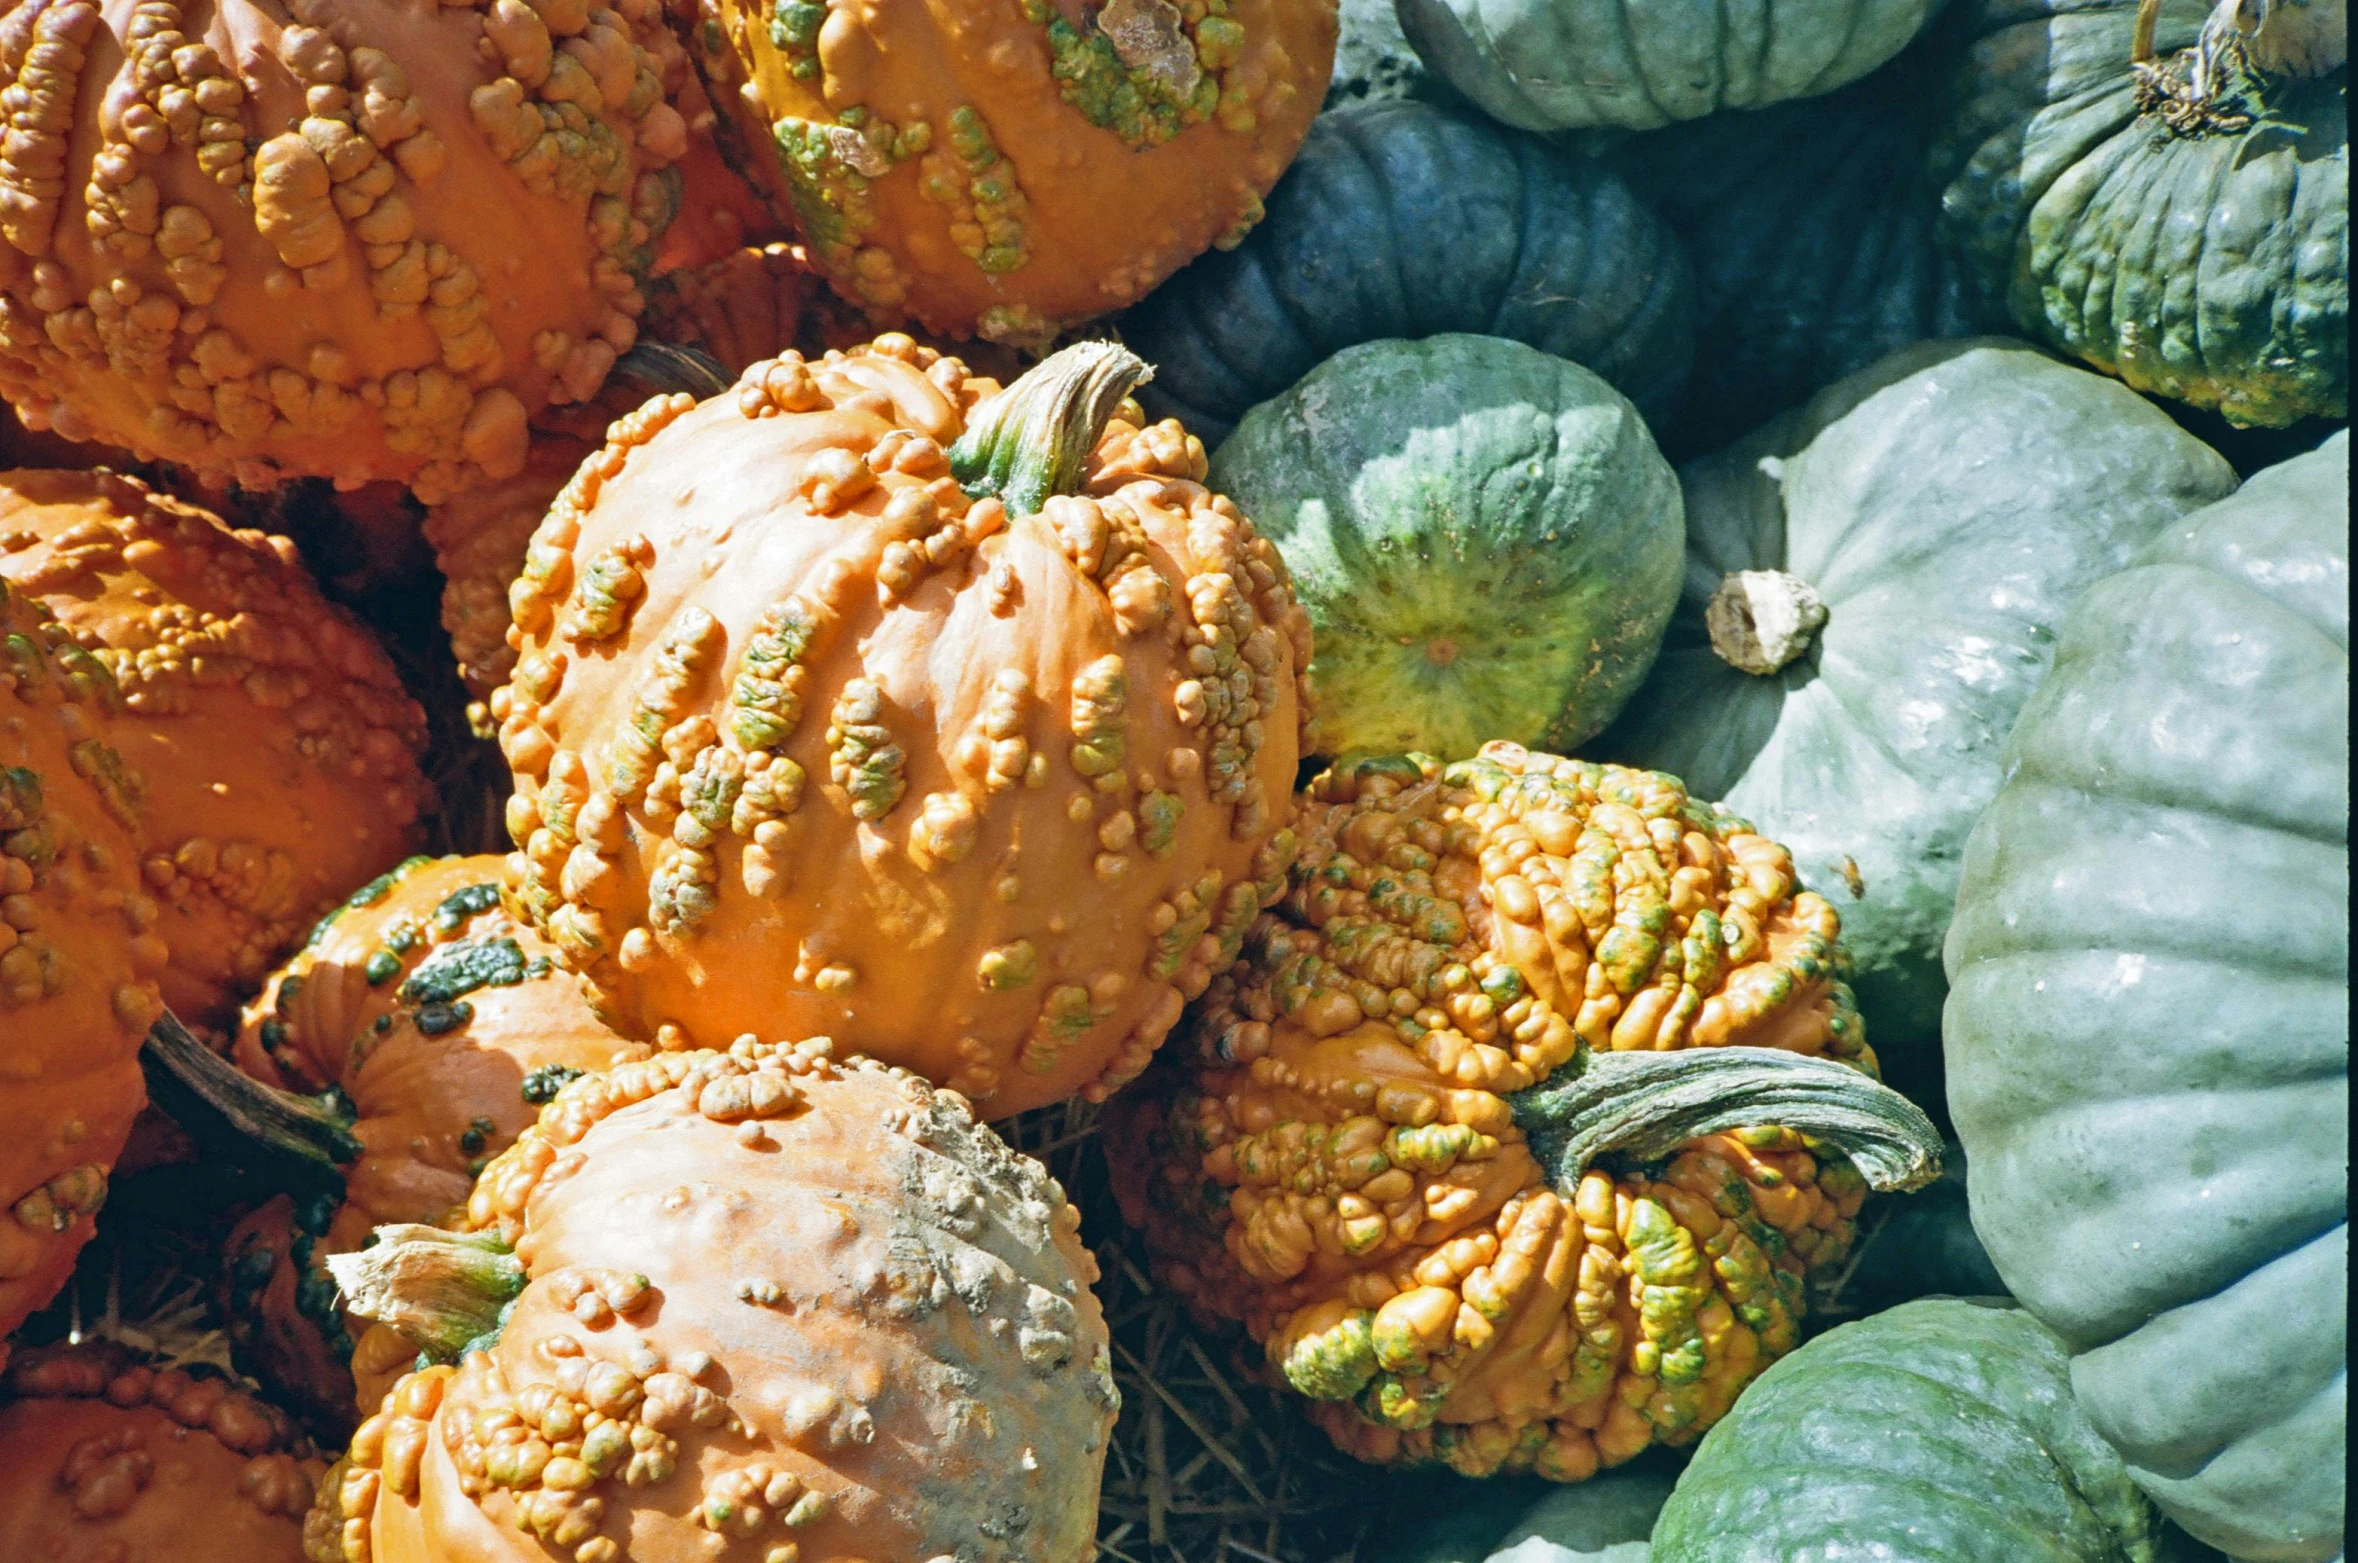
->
<box><xmin>311</xmin><ymin>1037</ymin><xmax>1115</xmax><ymax>1563</ymax></box>
<box><xmin>493</xmin><ymin>336</ymin><xmax>1313</xmax><ymax>1114</ymax></box>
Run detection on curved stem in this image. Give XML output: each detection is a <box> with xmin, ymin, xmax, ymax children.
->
<box><xmin>948</xmin><ymin>340</ymin><xmax>1154</xmax><ymax>519</ymax></box>
<box><xmin>141</xmin><ymin>1011</ymin><xmax>359</xmax><ymax>1180</ymax></box>
<box><xmin>326</xmin><ymin>1226</ymin><xmax>524</xmax><ymax>1363</ymax></box>
<box><xmin>614</xmin><ymin>340</ymin><xmax>731</xmax><ymax>400</ymax></box>
<box><xmin>1704</xmin><ymin>569</ymin><xmax>1829</xmax><ymax>676</ymax></box>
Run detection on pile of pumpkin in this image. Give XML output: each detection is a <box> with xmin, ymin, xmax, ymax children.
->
<box><xmin>0</xmin><ymin>0</ymin><xmax>2341</xmax><ymax>1556</ymax></box>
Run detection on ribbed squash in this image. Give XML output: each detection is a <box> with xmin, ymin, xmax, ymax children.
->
<box><xmin>312</xmin><ymin>1039</ymin><xmax>1115</xmax><ymax>1563</ymax></box>
<box><xmin>0</xmin><ymin>0</ymin><xmax>699</xmax><ymax>499</ymax></box>
<box><xmin>1109</xmin><ymin>745</ymin><xmax>1943</xmax><ymax>1482</ymax></box>
<box><xmin>1944</xmin><ymin>432</ymin><xmax>2347</xmax><ymax>1560</ymax></box>
<box><xmin>689</xmin><ymin>0</ymin><xmax>1336</xmax><ymax>343</ymax></box>
<box><xmin>493</xmin><ymin>338</ymin><xmax>1312</xmax><ymax>1115</ymax></box>
<box><xmin>0</xmin><ymin>468</ymin><xmax>430</xmax><ymax>1027</ymax></box>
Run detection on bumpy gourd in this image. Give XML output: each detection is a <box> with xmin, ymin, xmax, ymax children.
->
<box><xmin>0</xmin><ymin>577</ymin><xmax>164</xmax><ymax>1343</ymax></box>
<box><xmin>0</xmin><ymin>468</ymin><xmax>429</xmax><ymax>1027</ymax></box>
<box><xmin>1109</xmin><ymin>746</ymin><xmax>1940</xmax><ymax>1482</ymax></box>
<box><xmin>0</xmin><ymin>1341</ymin><xmax>324</xmax><ymax>1562</ymax></box>
<box><xmin>312</xmin><ymin>1038</ymin><xmax>1116</xmax><ymax>1563</ymax></box>
<box><xmin>219</xmin><ymin>854</ymin><xmax>642</xmax><ymax>1432</ymax></box>
<box><xmin>493</xmin><ymin>337</ymin><xmax>1313</xmax><ymax>1115</ymax></box>
<box><xmin>0</xmin><ymin>0</ymin><xmax>696</xmax><ymax>498</ymax></box>
<box><xmin>689</xmin><ymin>0</ymin><xmax>1337</xmax><ymax>343</ymax></box>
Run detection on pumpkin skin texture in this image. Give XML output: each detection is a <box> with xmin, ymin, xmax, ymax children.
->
<box><xmin>1943</xmin><ymin>432</ymin><xmax>2349</xmax><ymax>1562</ymax></box>
<box><xmin>1929</xmin><ymin>0</ymin><xmax>2348</xmax><ymax>427</ymax></box>
<box><xmin>1596</xmin><ymin>340</ymin><xmax>2238</xmax><ymax>1111</ymax></box>
<box><xmin>1396</xmin><ymin>0</ymin><xmax>1941</xmax><ymax>130</ymax></box>
<box><xmin>1206</xmin><ymin>334</ymin><xmax>1680</xmax><ymax>761</ymax></box>
<box><xmin>0</xmin><ymin>1342</ymin><xmax>323</xmax><ymax>1562</ymax></box>
<box><xmin>1107</xmin><ymin>746</ymin><xmax>1881</xmax><ymax>1483</ymax></box>
<box><xmin>492</xmin><ymin>338</ymin><xmax>1312</xmax><ymax>1116</ymax></box>
<box><xmin>1650</xmin><ymin>1299</ymin><xmax>2181</xmax><ymax>1563</ymax></box>
<box><xmin>0</xmin><ymin>577</ymin><xmax>164</xmax><ymax>1344</ymax></box>
<box><xmin>1122</xmin><ymin>100</ymin><xmax>1694</xmax><ymax>445</ymax></box>
<box><xmin>319</xmin><ymin>1040</ymin><xmax>1116</xmax><ymax>1563</ymax></box>
<box><xmin>0</xmin><ymin>0</ymin><xmax>698</xmax><ymax>500</ymax></box>
<box><xmin>689</xmin><ymin>0</ymin><xmax>1337</xmax><ymax>344</ymax></box>
<box><xmin>0</xmin><ymin>468</ymin><xmax>431</xmax><ymax>1028</ymax></box>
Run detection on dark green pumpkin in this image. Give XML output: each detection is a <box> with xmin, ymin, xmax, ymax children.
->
<box><xmin>1206</xmin><ymin>334</ymin><xmax>1683</xmax><ymax>760</ymax></box>
<box><xmin>1122</xmin><ymin>100</ymin><xmax>1693</xmax><ymax>446</ymax></box>
<box><xmin>1944</xmin><ymin>432</ymin><xmax>2347</xmax><ymax>1561</ymax></box>
<box><xmin>1930</xmin><ymin>0</ymin><xmax>2348</xmax><ymax>426</ymax></box>
<box><xmin>1595</xmin><ymin>339</ymin><xmax>2237</xmax><ymax>1111</ymax></box>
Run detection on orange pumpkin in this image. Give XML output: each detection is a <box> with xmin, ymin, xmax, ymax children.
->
<box><xmin>0</xmin><ymin>468</ymin><xmax>429</xmax><ymax>1028</ymax></box>
<box><xmin>221</xmin><ymin>853</ymin><xmax>642</xmax><ymax>1431</ymax></box>
<box><xmin>0</xmin><ymin>575</ymin><xmax>165</xmax><ymax>1344</ymax></box>
<box><xmin>0</xmin><ymin>0</ymin><xmax>696</xmax><ymax>500</ymax></box>
<box><xmin>691</xmin><ymin>0</ymin><xmax>1337</xmax><ymax>343</ymax></box>
<box><xmin>492</xmin><ymin>336</ymin><xmax>1313</xmax><ymax>1114</ymax></box>
<box><xmin>316</xmin><ymin>1039</ymin><xmax>1114</xmax><ymax>1563</ymax></box>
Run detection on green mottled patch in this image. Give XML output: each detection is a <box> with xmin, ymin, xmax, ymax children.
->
<box><xmin>401</xmin><ymin>937</ymin><xmax>531</xmax><ymax>1006</ymax></box>
<box><xmin>1278</xmin><ymin>1309</ymin><xmax>1380</xmax><ymax>1399</ymax></box>
<box><xmin>978</xmin><ymin>939</ymin><xmax>1039</xmax><ymax>991</ymax></box>
<box><xmin>521</xmin><ymin>1064</ymin><xmax>584</xmax><ymax>1105</ymax></box>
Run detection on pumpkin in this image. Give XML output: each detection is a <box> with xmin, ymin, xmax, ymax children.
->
<box><xmin>215</xmin><ymin>853</ymin><xmax>642</xmax><ymax>1431</ymax></box>
<box><xmin>0</xmin><ymin>1341</ymin><xmax>323</xmax><ymax>1561</ymax></box>
<box><xmin>0</xmin><ymin>467</ymin><xmax>431</xmax><ymax>1028</ymax></box>
<box><xmin>1943</xmin><ymin>431</ymin><xmax>2348</xmax><ymax>1560</ymax></box>
<box><xmin>1650</xmin><ymin>1299</ymin><xmax>2183</xmax><ymax>1562</ymax></box>
<box><xmin>1376</xmin><ymin>1461</ymin><xmax>1673</xmax><ymax>1561</ymax></box>
<box><xmin>0</xmin><ymin>576</ymin><xmax>164</xmax><ymax>1344</ymax></box>
<box><xmin>1121</xmin><ymin>100</ymin><xmax>1694</xmax><ymax>446</ymax></box>
<box><xmin>1395</xmin><ymin>0</ymin><xmax>1941</xmax><ymax>130</ymax></box>
<box><xmin>1107</xmin><ymin>745</ymin><xmax>1942</xmax><ymax>1482</ymax></box>
<box><xmin>1595</xmin><ymin>340</ymin><xmax>2239</xmax><ymax>1112</ymax></box>
<box><xmin>1929</xmin><ymin>0</ymin><xmax>2347</xmax><ymax>427</ymax></box>
<box><xmin>1204</xmin><ymin>334</ymin><xmax>1681</xmax><ymax>761</ymax></box>
<box><xmin>314</xmin><ymin>1036</ymin><xmax>1116</xmax><ymax>1563</ymax></box>
<box><xmin>492</xmin><ymin>337</ymin><xmax>1312</xmax><ymax>1115</ymax></box>
<box><xmin>687</xmin><ymin>0</ymin><xmax>1337</xmax><ymax>344</ymax></box>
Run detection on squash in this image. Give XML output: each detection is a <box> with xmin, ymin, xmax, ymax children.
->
<box><xmin>1328</xmin><ymin>0</ymin><xmax>1457</xmax><ymax>108</ymax></box>
<box><xmin>1396</xmin><ymin>0</ymin><xmax>1941</xmax><ymax>129</ymax></box>
<box><xmin>0</xmin><ymin>576</ymin><xmax>164</xmax><ymax>1344</ymax></box>
<box><xmin>1596</xmin><ymin>340</ymin><xmax>2238</xmax><ymax>1111</ymax></box>
<box><xmin>1929</xmin><ymin>0</ymin><xmax>2347</xmax><ymax>427</ymax></box>
<box><xmin>493</xmin><ymin>337</ymin><xmax>1312</xmax><ymax>1115</ymax></box>
<box><xmin>1375</xmin><ymin>1462</ymin><xmax>1672</xmax><ymax>1561</ymax></box>
<box><xmin>1122</xmin><ymin>101</ymin><xmax>1694</xmax><ymax>446</ymax></box>
<box><xmin>0</xmin><ymin>468</ymin><xmax>431</xmax><ymax>1029</ymax></box>
<box><xmin>0</xmin><ymin>0</ymin><xmax>698</xmax><ymax>500</ymax></box>
<box><xmin>0</xmin><ymin>1341</ymin><xmax>322</xmax><ymax>1561</ymax></box>
<box><xmin>1205</xmin><ymin>334</ymin><xmax>1681</xmax><ymax>760</ymax></box>
<box><xmin>1650</xmin><ymin>1299</ymin><xmax>2184</xmax><ymax>1562</ymax></box>
<box><xmin>315</xmin><ymin>1037</ymin><xmax>1116</xmax><ymax>1562</ymax></box>
<box><xmin>689</xmin><ymin>0</ymin><xmax>1337</xmax><ymax>345</ymax></box>
<box><xmin>1108</xmin><ymin>745</ymin><xmax>1942</xmax><ymax>1481</ymax></box>
<box><xmin>1943</xmin><ymin>431</ymin><xmax>2348</xmax><ymax>1561</ymax></box>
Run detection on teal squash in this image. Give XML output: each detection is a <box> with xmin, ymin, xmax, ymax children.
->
<box><xmin>1375</xmin><ymin>1461</ymin><xmax>1674</xmax><ymax>1562</ymax></box>
<box><xmin>1651</xmin><ymin>1299</ymin><xmax>2188</xmax><ymax>1562</ymax></box>
<box><xmin>1395</xmin><ymin>0</ymin><xmax>1942</xmax><ymax>129</ymax></box>
<box><xmin>1595</xmin><ymin>339</ymin><xmax>2237</xmax><ymax>1111</ymax></box>
<box><xmin>1930</xmin><ymin>0</ymin><xmax>2348</xmax><ymax>426</ymax></box>
<box><xmin>1206</xmin><ymin>334</ymin><xmax>1682</xmax><ymax>760</ymax></box>
<box><xmin>1943</xmin><ymin>432</ymin><xmax>2348</xmax><ymax>1562</ymax></box>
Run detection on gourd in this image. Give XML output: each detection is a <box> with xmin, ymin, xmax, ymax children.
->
<box><xmin>1396</xmin><ymin>0</ymin><xmax>1941</xmax><ymax>130</ymax></box>
<box><xmin>1122</xmin><ymin>100</ymin><xmax>1693</xmax><ymax>445</ymax></box>
<box><xmin>689</xmin><ymin>0</ymin><xmax>1337</xmax><ymax>345</ymax></box>
<box><xmin>493</xmin><ymin>337</ymin><xmax>1312</xmax><ymax>1116</ymax></box>
<box><xmin>214</xmin><ymin>854</ymin><xmax>641</xmax><ymax>1432</ymax></box>
<box><xmin>1652</xmin><ymin>1299</ymin><xmax>2188</xmax><ymax>1562</ymax></box>
<box><xmin>1108</xmin><ymin>745</ymin><xmax>1941</xmax><ymax>1481</ymax></box>
<box><xmin>0</xmin><ymin>468</ymin><xmax>430</xmax><ymax>1027</ymax></box>
<box><xmin>1596</xmin><ymin>340</ymin><xmax>2238</xmax><ymax>1110</ymax></box>
<box><xmin>1944</xmin><ymin>431</ymin><xmax>2348</xmax><ymax>1561</ymax></box>
<box><xmin>1930</xmin><ymin>0</ymin><xmax>2347</xmax><ymax>427</ymax></box>
<box><xmin>314</xmin><ymin>1037</ymin><xmax>1116</xmax><ymax>1563</ymax></box>
<box><xmin>1205</xmin><ymin>334</ymin><xmax>1681</xmax><ymax>761</ymax></box>
<box><xmin>0</xmin><ymin>1341</ymin><xmax>322</xmax><ymax>1561</ymax></box>
<box><xmin>0</xmin><ymin>577</ymin><xmax>164</xmax><ymax>1344</ymax></box>
<box><xmin>0</xmin><ymin>0</ymin><xmax>699</xmax><ymax>500</ymax></box>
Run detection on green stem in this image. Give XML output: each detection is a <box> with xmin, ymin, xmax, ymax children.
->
<box><xmin>1508</xmin><ymin>1046</ymin><xmax>1942</xmax><ymax>1195</ymax></box>
<box><xmin>947</xmin><ymin>339</ymin><xmax>1154</xmax><ymax>519</ymax></box>
<box><xmin>325</xmin><ymin>1225</ymin><xmax>525</xmax><ymax>1362</ymax></box>
<box><xmin>614</xmin><ymin>341</ymin><xmax>731</xmax><ymax>399</ymax></box>
<box><xmin>141</xmin><ymin>1011</ymin><xmax>360</xmax><ymax>1179</ymax></box>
